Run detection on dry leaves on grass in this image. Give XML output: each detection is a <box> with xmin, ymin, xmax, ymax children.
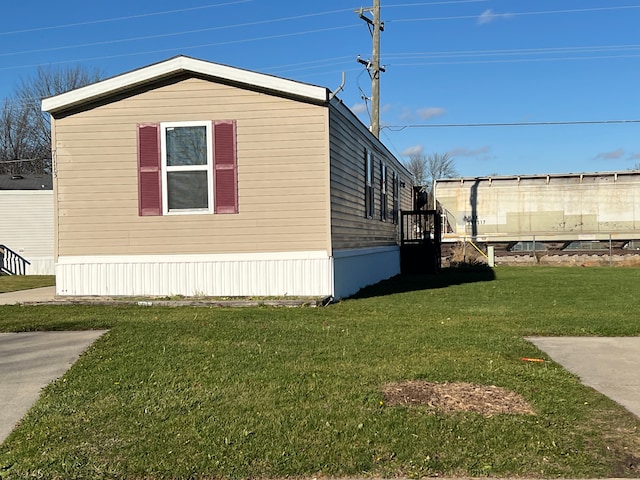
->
<box><xmin>382</xmin><ymin>380</ymin><xmax>535</xmax><ymax>417</ymax></box>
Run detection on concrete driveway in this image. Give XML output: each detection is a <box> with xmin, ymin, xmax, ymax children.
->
<box><xmin>0</xmin><ymin>286</ymin><xmax>56</xmax><ymax>305</ymax></box>
<box><xmin>528</xmin><ymin>336</ymin><xmax>640</xmax><ymax>419</ymax></box>
<box><xmin>0</xmin><ymin>330</ymin><xmax>107</xmax><ymax>444</ymax></box>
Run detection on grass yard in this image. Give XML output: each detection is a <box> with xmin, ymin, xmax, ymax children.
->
<box><xmin>0</xmin><ymin>275</ymin><xmax>54</xmax><ymax>293</ymax></box>
<box><xmin>0</xmin><ymin>267</ymin><xmax>639</xmax><ymax>479</ymax></box>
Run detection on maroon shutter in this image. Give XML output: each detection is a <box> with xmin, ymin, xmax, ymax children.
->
<box><xmin>137</xmin><ymin>124</ymin><xmax>162</xmax><ymax>216</ymax></box>
<box><xmin>213</xmin><ymin>120</ymin><xmax>238</xmax><ymax>214</ymax></box>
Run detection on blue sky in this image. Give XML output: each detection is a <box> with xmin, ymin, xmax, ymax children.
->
<box><xmin>2</xmin><ymin>0</ymin><xmax>639</xmax><ymax>177</ymax></box>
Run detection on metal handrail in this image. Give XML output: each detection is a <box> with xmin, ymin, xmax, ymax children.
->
<box><xmin>0</xmin><ymin>244</ymin><xmax>31</xmax><ymax>275</ymax></box>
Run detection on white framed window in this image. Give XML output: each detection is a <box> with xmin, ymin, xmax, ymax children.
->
<box><xmin>380</xmin><ymin>162</ymin><xmax>388</xmax><ymax>221</ymax></box>
<box><xmin>365</xmin><ymin>149</ymin><xmax>374</xmax><ymax>218</ymax></box>
<box><xmin>138</xmin><ymin>120</ymin><xmax>238</xmax><ymax>217</ymax></box>
<box><xmin>160</xmin><ymin>121</ymin><xmax>213</xmax><ymax>215</ymax></box>
<box><xmin>392</xmin><ymin>170</ymin><xmax>400</xmax><ymax>224</ymax></box>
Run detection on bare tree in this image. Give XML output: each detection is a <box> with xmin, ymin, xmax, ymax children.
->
<box><xmin>0</xmin><ymin>99</ymin><xmax>42</xmax><ymax>175</ymax></box>
<box><xmin>426</xmin><ymin>152</ymin><xmax>458</xmax><ymax>183</ymax></box>
<box><xmin>404</xmin><ymin>154</ymin><xmax>429</xmax><ymax>185</ymax></box>
<box><xmin>0</xmin><ymin>64</ymin><xmax>102</xmax><ymax>174</ymax></box>
<box><xmin>404</xmin><ymin>153</ymin><xmax>458</xmax><ymax>209</ymax></box>
<box><xmin>426</xmin><ymin>152</ymin><xmax>458</xmax><ymax>208</ymax></box>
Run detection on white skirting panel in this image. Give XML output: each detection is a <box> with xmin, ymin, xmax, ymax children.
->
<box><xmin>332</xmin><ymin>246</ymin><xmax>400</xmax><ymax>299</ymax></box>
<box><xmin>56</xmin><ymin>251</ymin><xmax>333</xmax><ymax>297</ymax></box>
<box><xmin>25</xmin><ymin>257</ymin><xmax>55</xmax><ymax>275</ymax></box>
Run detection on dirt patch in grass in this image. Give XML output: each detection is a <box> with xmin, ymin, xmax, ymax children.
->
<box><xmin>382</xmin><ymin>380</ymin><xmax>535</xmax><ymax>417</ymax></box>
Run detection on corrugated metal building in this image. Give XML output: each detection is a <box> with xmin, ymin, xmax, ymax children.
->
<box><xmin>435</xmin><ymin>171</ymin><xmax>640</xmax><ymax>261</ymax></box>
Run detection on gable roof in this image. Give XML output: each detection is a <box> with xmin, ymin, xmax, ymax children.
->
<box><xmin>42</xmin><ymin>55</ymin><xmax>330</xmax><ymax>114</ymax></box>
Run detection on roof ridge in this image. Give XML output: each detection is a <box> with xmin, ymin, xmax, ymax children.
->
<box><xmin>42</xmin><ymin>55</ymin><xmax>329</xmax><ymax>114</ymax></box>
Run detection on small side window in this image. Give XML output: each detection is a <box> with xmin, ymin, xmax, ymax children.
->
<box><xmin>365</xmin><ymin>150</ymin><xmax>374</xmax><ymax>218</ymax></box>
<box><xmin>380</xmin><ymin>162</ymin><xmax>387</xmax><ymax>221</ymax></box>
<box><xmin>392</xmin><ymin>171</ymin><xmax>400</xmax><ymax>224</ymax></box>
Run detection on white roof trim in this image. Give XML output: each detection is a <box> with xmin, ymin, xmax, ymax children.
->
<box><xmin>42</xmin><ymin>56</ymin><xmax>329</xmax><ymax>113</ymax></box>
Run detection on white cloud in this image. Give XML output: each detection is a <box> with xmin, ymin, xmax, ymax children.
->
<box><xmin>596</xmin><ymin>148</ymin><xmax>625</xmax><ymax>160</ymax></box>
<box><xmin>417</xmin><ymin>107</ymin><xmax>446</xmax><ymax>120</ymax></box>
<box><xmin>629</xmin><ymin>152</ymin><xmax>640</xmax><ymax>160</ymax></box>
<box><xmin>401</xmin><ymin>144</ymin><xmax>424</xmax><ymax>157</ymax></box>
<box><xmin>350</xmin><ymin>103</ymin><xmax>367</xmax><ymax>115</ymax></box>
<box><xmin>447</xmin><ymin>146</ymin><xmax>490</xmax><ymax>157</ymax></box>
<box><xmin>399</xmin><ymin>108</ymin><xmax>414</xmax><ymax>121</ymax></box>
<box><xmin>478</xmin><ymin>9</ymin><xmax>495</xmax><ymax>24</ymax></box>
<box><xmin>478</xmin><ymin>9</ymin><xmax>514</xmax><ymax>25</ymax></box>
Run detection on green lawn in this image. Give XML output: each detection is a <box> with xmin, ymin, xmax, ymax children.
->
<box><xmin>0</xmin><ymin>275</ymin><xmax>54</xmax><ymax>293</ymax></box>
<box><xmin>1</xmin><ymin>267</ymin><xmax>639</xmax><ymax>479</ymax></box>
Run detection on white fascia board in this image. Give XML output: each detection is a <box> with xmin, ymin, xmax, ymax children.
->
<box><xmin>42</xmin><ymin>56</ymin><xmax>329</xmax><ymax>113</ymax></box>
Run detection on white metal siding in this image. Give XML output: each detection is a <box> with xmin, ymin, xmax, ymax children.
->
<box><xmin>332</xmin><ymin>246</ymin><xmax>400</xmax><ymax>299</ymax></box>
<box><xmin>56</xmin><ymin>251</ymin><xmax>333</xmax><ymax>297</ymax></box>
<box><xmin>0</xmin><ymin>191</ymin><xmax>54</xmax><ymax>274</ymax></box>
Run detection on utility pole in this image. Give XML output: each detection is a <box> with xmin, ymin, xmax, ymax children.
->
<box><xmin>356</xmin><ymin>0</ymin><xmax>384</xmax><ymax>138</ymax></box>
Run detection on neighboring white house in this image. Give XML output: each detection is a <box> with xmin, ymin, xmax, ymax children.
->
<box><xmin>0</xmin><ymin>174</ymin><xmax>54</xmax><ymax>275</ymax></box>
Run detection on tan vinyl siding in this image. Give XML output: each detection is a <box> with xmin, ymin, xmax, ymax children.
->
<box><xmin>51</xmin><ymin>77</ymin><xmax>331</xmax><ymax>256</ymax></box>
<box><xmin>328</xmin><ymin>106</ymin><xmax>413</xmax><ymax>250</ymax></box>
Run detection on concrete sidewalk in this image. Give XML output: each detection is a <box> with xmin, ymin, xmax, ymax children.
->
<box><xmin>0</xmin><ymin>330</ymin><xmax>107</xmax><ymax>444</ymax></box>
<box><xmin>528</xmin><ymin>336</ymin><xmax>640</xmax><ymax>419</ymax></box>
<box><xmin>0</xmin><ymin>286</ymin><xmax>56</xmax><ymax>305</ymax></box>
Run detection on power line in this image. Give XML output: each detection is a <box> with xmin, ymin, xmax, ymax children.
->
<box><xmin>0</xmin><ymin>9</ymin><xmax>356</xmax><ymax>59</ymax></box>
<box><xmin>384</xmin><ymin>53</ymin><xmax>640</xmax><ymax>68</ymax></box>
<box><xmin>387</xmin><ymin>52</ymin><xmax>640</xmax><ymax>67</ymax></box>
<box><xmin>391</xmin><ymin>5</ymin><xmax>640</xmax><ymax>23</ymax></box>
<box><xmin>2</xmin><ymin>37</ymin><xmax>638</xmax><ymax>105</ymax></box>
<box><xmin>383</xmin><ymin>120</ymin><xmax>640</xmax><ymax>131</ymax></box>
<box><xmin>385</xmin><ymin>0</ymin><xmax>486</xmax><ymax>7</ymax></box>
<box><xmin>385</xmin><ymin>44</ymin><xmax>640</xmax><ymax>59</ymax></box>
<box><xmin>7</xmin><ymin>38</ymin><xmax>639</xmax><ymax>75</ymax></box>
<box><xmin>1</xmin><ymin>3</ymin><xmax>636</xmax><ymax>74</ymax></box>
<box><xmin>0</xmin><ymin>24</ymin><xmax>360</xmax><ymax>73</ymax></box>
<box><xmin>256</xmin><ymin>43</ymin><xmax>640</xmax><ymax>74</ymax></box>
<box><xmin>0</xmin><ymin>158</ymin><xmax>49</xmax><ymax>164</ymax></box>
<box><xmin>262</xmin><ymin>55</ymin><xmax>353</xmax><ymax>73</ymax></box>
<box><xmin>4</xmin><ymin>3</ymin><xmax>631</xmax><ymax>61</ymax></box>
<box><xmin>0</xmin><ymin>0</ymin><xmax>253</xmax><ymax>36</ymax></box>
<box><xmin>7</xmin><ymin>38</ymin><xmax>634</xmax><ymax>91</ymax></box>
<box><xmin>0</xmin><ymin>1</ymin><xmax>479</xmax><ymax>39</ymax></box>
<box><xmin>377</xmin><ymin>43</ymin><xmax>640</xmax><ymax>67</ymax></box>
<box><xmin>283</xmin><ymin>49</ymin><xmax>640</xmax><ymax>78</ymax></box>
